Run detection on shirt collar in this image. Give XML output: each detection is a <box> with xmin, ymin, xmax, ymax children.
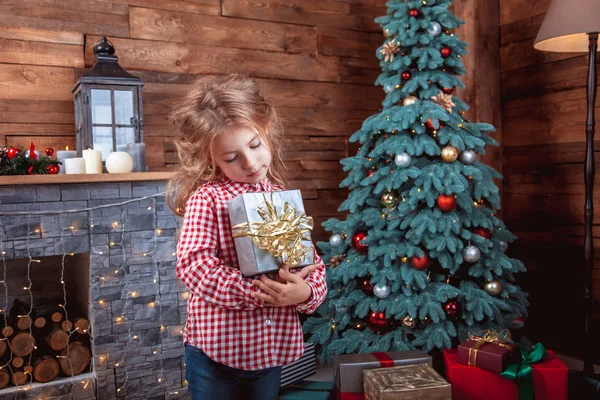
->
<box><xmin>217</xmin><ymin>173</ymin><xmax>270</xmax><ymax>195</ymax></box>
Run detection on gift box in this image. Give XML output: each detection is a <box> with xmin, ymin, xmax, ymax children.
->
<box><xmin>280</xmin><ymin>342</ymin><xmax>317</xmax><ymax>388</ymax></box>
<box><xmin>333</xmin><ymin>350</ymin><xmax>431</xmax><ymax>400</ymax></box>
<box><xmin>364</xmin><ymin>364</ymin><xmax>451</xmax><ymax>400</ymax></box>
<box><xmin>444</xmin><ymin>348</ymin><xmax>568</xmax><ymax>400</ymax></box>
<box><xmin>227</xmin><ymin>190</ymin><xmax>315</xmax><ymax>277</ymax></box>
<box><xmin>279</xmin><ymin>380</ymin><xmax>333</xmax><ymax>400</ymax></box>
<box><xmin>457</xmin><ymin>331</ymin><xmax>518</xmax><ymax>373</ymax></box>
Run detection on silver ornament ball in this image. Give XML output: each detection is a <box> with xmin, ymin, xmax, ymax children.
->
<box><xmin>384</xmin><ymin>85</ymin><xmax>395</xmax><ymax>94</ymax></box>
<box><xmin>459</xmin><ymin>150</ymin><xmax>477</xmax><ymax>165</ymax></box>
<box><xmin>499</xmin><ymin>241</ymin><xmax>508</xmax><ymax>252</ymax></box>
<box><xmin>394</xmin><ymin>152</ymin><xmax>412</xmax><ymax>168</ymax></box>
<box><xmin>329</xmin><ymin>233</ymin><xmax>344</xmax><ymax>247</ymax></box>
<box><xmin>484</xmin><ymin>280</ymin><xmax>503</xmax><ymax>296</ymax></box>
<box><xmin>403</xmin><ymin>96</ymin><xmax>418</xmax><ymax>106</ymax></box>
<box><xmin>463</xmin><ymin>245</ymin><xmax>481</xmax><ymax>263</ymax></box>
<box><xmin>428</xmin><ymin>22</ymin><xmax>442</xmax><ymax>37</ymax></box>
<box><xmin>373</xmin><ymin>282</ymin><xmax>391</xmax><ymax>299</ymax></box>
<box><xmin>24</xmin><ymin>150</ymin><xmax>41</xmax><ymax>159</ymax></box>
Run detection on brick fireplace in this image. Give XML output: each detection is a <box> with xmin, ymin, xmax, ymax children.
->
<box><xmin>0</xmin><ymin>177</ymin><xmax>188</xmax><ymax>400</ymax></box>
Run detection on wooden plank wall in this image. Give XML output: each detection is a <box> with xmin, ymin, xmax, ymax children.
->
<box><xmin>500</xmin><ymin>0</ymin><xmax>600</xmax><ymax>356</ymax></box>
<box><xmin>0</xmin><ymin>0</ymin><xmax>388</xmax><ymax>243</ymax></box>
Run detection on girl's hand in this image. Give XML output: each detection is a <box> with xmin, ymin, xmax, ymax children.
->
<box><xmin>251</xmin><ymin>264</ymin><xmax>316</xmax><ymax>307</ymax></box>
<box><xmin>273</xmin><ymin>262</ymin><xmax>319</xmax><ymax>283</ymax></box>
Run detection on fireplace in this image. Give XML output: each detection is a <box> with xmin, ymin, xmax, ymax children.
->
<box><xmin>0</xmin><ymin>179</ymin><xmax>188</xmax><ymax>400</ymax></box>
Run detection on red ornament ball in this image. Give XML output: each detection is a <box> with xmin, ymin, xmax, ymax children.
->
<box><xmin>411</xmin><ymin>253</ymin><xmax>430</xmax><ymax>270</ymax></box>
<box><xmin>368</xmin><ymin>311</ymin><xmax>392</xmax><ymax>333</ymax></box>
<box><xmin>440</xmin><ymin>46</ymin><xmax>452</xmax><ymax>58</ymax></box>
<box><xmin>367</xmin><ymin>170</ymin><xmax>375</xmax><ymax>178</ymax></box>
<box><xmin>351</xmin><ymin>232</ymin><xmax>368</xmax><ymax>253</ymax></box>
<box><xmin>45</xmin><ymin>147</ymin><xmax>55</xmax><ymax>156</ymax></box>
<box><xmin>401</xmin><ymin>71</ymin><xmax>412</xmax><ymax>81</ymax></box>
<box><xmin>472</xmin><ymin>227</ymin><xmax>492</xmax><ymax>240</ymax></box>
<box><xmin>358</xmin><ymin>276</ymin><xmax>374</xmax><ymax>295</ymax></box>
<box><xmin>408</xmin><ymin>9</ymin><xmax>420</xmax><ymax>17</ymax></box>
<box><xmin>513</xmin><ymin>315</ymin><xmax>527</xmax><ymax>328</ymax></box>
<box><xmin>46</xmin><ymin>164</ymin><xmax>60</xmax><ymax>174</ymax></box>
<box><xmin>442</xmin><ymin>87</ymin><xmax>454</xmax><ymax>95</ymax></box>
<box><xmin>27</xmin><ymin>166</ymin><xmax>35</xmax><ymax>175</ymax></box>
<box><xmin>444</xmin><ymin>299</ymin><xmax>461</xmax><ymax>317</ymax></box>
<box><xmin>7</xmin><ymin>147</ymin><xmax>20</xmax><ymax>159</ymax></box>
<box><xmin>426</xmin><ymin>118</ymin><xmax>442</xmax><ymax>131</ymax></box>
<box><xmin>437</xmin><ymin>194</ymin><xmax>457</xmax><ymax>212</ymax></box>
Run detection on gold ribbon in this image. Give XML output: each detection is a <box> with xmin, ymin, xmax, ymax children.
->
<box><xmin>466</xmin><ymin>329</ymin><xmax>513</xmax><ymax>366</ymax></box>
<box><xmin>231</xmin><ymin>193</ymin><xmax>314</xmax><ymax>266</ymax></box>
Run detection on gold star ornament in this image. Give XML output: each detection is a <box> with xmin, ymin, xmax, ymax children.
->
<box><xmin>431</xmin><ymin>91</ymin><xmax>455</xmax><ymax>113</ymax></box>
<box><xmin>380</xmin><ymin>41</ymin><xmax>401</xmax><ymax>62</ymax></box>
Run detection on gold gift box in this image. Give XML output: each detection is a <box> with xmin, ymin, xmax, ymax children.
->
<box><xmin>364</xmin><ymin>364</ymin><xmax>452</xmax><ymax>400</ymax></box>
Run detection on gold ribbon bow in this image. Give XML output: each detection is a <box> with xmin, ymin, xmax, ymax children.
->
<box><xmin>466</xmin><ymin>329</ymin><xmax>513</xmax><ymax>366</ymax></box>
<box><xmin>231</xmin><ymin>193</ymin><xmax>314</xmax><ymax>266</ymax></box>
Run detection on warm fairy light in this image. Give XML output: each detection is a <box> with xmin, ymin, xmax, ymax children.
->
<box><xmin>130</xmin><ymin>292</ymin><xmax>137</xmax><ymax>298</ymax></box>
<box><xmin>1</xmin><ymin>251</ymin><xmax>5</xmax><ymax>255</ymax></box>
<box><xmin>133</xmin><ymin>335</ymin><xmax>138</xmax><ymax>340</ymax></box>
<box><xmin>331</xmin><ymin>324</ymin><xmax>336</xmax><ymax>329</ymax></box>
<box><xmin>114</xmin><ymin>270</ymin><xmax>119</xmax><ymax>274</ymax></box>
<box><xmin>98</xmin><ymin>251</ymin><xmax>103</xmax><ymax>255</ymax></box>
<box><xmin>402</xmin><ymin>257</ymin><xmax>408</xmax><ymax>262</ymax></box>
<box><xmin>112</xmin><ymin>222</ymin><xmax>119</xmax><ymax>228</ymax></box>
<box><xmin>153</xmin><ymin>350</ymin><xmax>158</xmax><ymax>354</ymax></box>
<box><xmin>157</xmin><ymin>378</ymin><xmax>162</xmax><ymax>383</ymax></box>
<box><xmin>110</xmin><ymin>242</ymin><xmax>115</xmax><ymax>246</ymax></box>
<box><xmin>161</xmin><ymin>326</ymin><xmax>166</xmax><ymax>332</ymax></box>
<box><xmin>116</xmin><ymin>317</ymin><xmax>123</xmax><ymax>323</ymax></box>
<box><xmin>172</xmin><ymin>252</ymin><xmax>176</xmax><ymax>256</ymax></box>
<box><xmin>69</xmin><ymin>226</ymin><xmax>75</xmax><ymax>230</ymax></box>
<box><xmin>90</xmin><ymin>224</ymin><xmax>94</xmax><ymax>228</ymax></box>
<box><xmin>115</xmin><ymin>362</ymin><xmax>120</xmax><ymax>367</ymax></box>
<box><xmin>34</xmin><ymin>228</ymin><xmax>40</xmax><ymax>233</ymax></box>
<box><xmin>144</xmin><ymin>253</ymin><xmax>148</xmax><ymax>256</ymax></box>
<box><xmin>148</xmin><ymin>302</ymin><xmax>155</xmax><ymax>308</ymax></box>
<box><xmin>147</xmin><ymin>206</ymin><xmax>152</xmax><ymax>211</ymax></box>
<box><xmin>156</xmin><ymin>229</ymin><xmax>162</xmax><ymax>235</ymax></box>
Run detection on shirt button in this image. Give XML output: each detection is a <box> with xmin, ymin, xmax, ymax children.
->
<box><xmin>265</xmin><ymin>319</ymin><xmax>271</xmax><ymax>326</ymax></box>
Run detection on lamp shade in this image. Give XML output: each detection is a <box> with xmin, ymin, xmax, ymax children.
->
<box><xmin>534</xmin><ymin>0</ymin><xmax>600</xmax><ymax>52</ymax></box>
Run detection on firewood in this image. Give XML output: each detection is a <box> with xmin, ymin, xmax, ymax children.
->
<box><xmin>33</xmin><ymin>317</ymin><xmax>46</xmax><ymax>329</ymax></box>
<box><xmin>0</xmin><ymin>368</ymin><xmax>8</xmax><ymax>389</ymax></box>
<box><xmin>16</xmin><ymin>316</ymin><xmax>32</xmax><ymax>331</ymax></box>
<box><xmin>0</xmin><ymin>338</ymin><xmax>6</xmax><ymax>357</ymax></box>
<box><xmin>59</xmin><ymin>341</ymin><xmax>91</xmax><ymax>376</ymax></box>
<box><xmin>1</xmin><ymin>325</ymin><xmax>13</xmax><ymax>338</ymax></box>
<box><xmin>46</xmin><ymin>326</ymin><xmax>69</xmax><ymax>351</ymax></box>
<box><xmin>10</xmin><ymin>332</ymin><xmax>35</xmax><ymax>357</ymax></box>
<box><xmin>73</xmin><ymin>318</ymin><xmax>90</xmax><ymax>335</ymax></box>
<box><xmin>11</xmin><ymin>367</ymin><xmax>31</xmax><ymax>386</ymax></box>
<box><xmin>61</xmin><ymin>320</ymin><xmax>73</xmax><ymax>332</ymax></box>
<box><xmin>12</xmin><ymin>356</ymin><xmax>23</xmax><ymax>368</ymax></box>
<box><xmin>33</xmin><ymin>356</ymin><xmax>59</xmax><ymax>383</ymax></box>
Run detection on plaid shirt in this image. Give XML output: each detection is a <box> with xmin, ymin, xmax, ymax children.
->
<box><xmin>177</xmin><ymin>175</ymin><xmax>327</xmax><ymax>371</ymax></box>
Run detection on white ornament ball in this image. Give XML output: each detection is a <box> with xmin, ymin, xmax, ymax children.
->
<box><xmin>428</xmin><ymin>22</ymin><xmax>442</xmax><ymax>37</ymax></box>
<box><xmin>373</xmin><ymin>282</ymin><xmax>391</xmax><ymax>299</ymax></box>
<box><xmin>394</xmin><ymin>152</ymin><xmax>412</xmax><ymax>168</ymax></box>
<box><xmin>105</xmin><ymin>151</ymin><xmax>134</xmax><ymax>174</ymax></box>
<box><xmin>484</xmin><ymin>280</ymin><xmax>502</xmax><ymax>296</ymax></box>
<box><xmin>459</xmin><ymin>150</ymin><xmax>477</xmax><ymax>165</ymax></box>
<box><xmin>403</xmin><ymin>96</ymin><xmax>418</xmax><ymax>106</ymax></box>
<box><xmin>329</xmin><ymin>233</ymin><xmax>344</xmax><ymax>247</ymax></box>
<box><xmin>384</xmin><ymin>85</ymin><xmax>395</xmax><ymax>93</ymax></box>
<box><xmin>499</xmin><ymin>241</ymin><xmax>508</xmax><ymax>252</ymax></box>
<box><xmin>463</xmin><ymin>245</ymin><xmax>481</xmax><ymax>263</ymax></box>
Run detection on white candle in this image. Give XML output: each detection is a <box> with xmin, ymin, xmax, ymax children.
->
<box><xmin>56</xmin><ymin>148</ymin><xmax>77</xmax><ymax>175</ymax></box>
<box><xmin>82</xmin><ymin>149</ymin><xmax>102</xmax><ymax>174</ymax></box>
<box><xmin>105</xmin><ymin>151</ymin><xmax>134</xmax><ymax>174</ymax></box>
<box><xmin>65</xmin><ymin>157</ymin><xmax>86</xmax><ymax>174</ymax></box>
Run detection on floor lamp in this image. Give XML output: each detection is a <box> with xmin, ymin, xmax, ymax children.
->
<box><xmin>535</xmin><ymin>0</ymin><xmax>600</xmax><ymax>379</ymax></box>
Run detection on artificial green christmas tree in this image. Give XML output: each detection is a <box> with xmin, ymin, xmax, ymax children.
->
<box><xmin>303</xmin><ymin>0</ymin><xmax>529</xmax><ymax>362</ymax></box>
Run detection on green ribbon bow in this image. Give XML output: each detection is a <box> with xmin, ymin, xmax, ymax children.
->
<box><xmin>500</xmin><ymin>343</ymin><xmax>548</xmax><ymax>400</ymax></box>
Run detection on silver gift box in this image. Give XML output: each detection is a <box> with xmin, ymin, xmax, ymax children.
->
<box><xmin>226</xmin><ymin>190</ymin><xmax>315</xmax><ymax>277</ymax></box>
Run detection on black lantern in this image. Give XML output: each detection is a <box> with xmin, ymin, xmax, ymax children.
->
<box><xmin>72</xmin><ymin>37</ymin><xmax>144</xmax><ymax>160</ymax></box>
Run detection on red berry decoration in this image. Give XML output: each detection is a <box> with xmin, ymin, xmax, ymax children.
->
<box><xmin>442</xmin><ymin>87</ymin><xmax>454</xmax><ymax>95</ymax></box>
<box><xmin>472</xmin><ymin>227</ymin><xmax>492</xmax><ymax>240</ymax></box>
<box><xmin>440</xmin><ymin>46</ymin><xmax>452</xmax><ymax>58</ymax></box>
<box><xmin>437</xmin><ymin>194</ymin><xmax>457</xmax><ymax>212</ymax></box>
<box><xmin>408</xmin><ymin>9</ymin><xmax>420</xmax><ymax>17</ymax></box>
<box><xmin>45</xmin><ymin>147</ymin><xmax>55</xmax><ymax>156</ymax></box>
<box><xmin>411</xmin><ymin>253</ymin><xmax>430</xmax><ymax>270</ymax></box>
<box><xmin>27</xmin><ymin>166</ymin><xmax>35</xmax><ymax>175</ymax></box>
<box><xmin>426</xmin><ymin>118</ymin><xmax>442</xmax><ymax>131</ymax></box>
<box><xmin>444</xmin><ymin>299</ymin><xmax>461</xmax><ymax>317</ymax></box>
<box><xmin>46</xmin><ymin>164</ymin><xmax>60</xmax><ymax>175</ymax></box>
<box><xmin>401</xmin><ymin>71</ymin><xmax>412</xmax><ymax>81</ymax></box>
<box><xmin>7</xmin><ymin>147</ymin><xmax>20</xmax><ymax>159</ymax></box>
<box><xmin>367</xmin><ymin>170</ymin><xmax>375</xmax><ymax>178</ymax></box>
<box><xmin>368</xmin><ymin>311</ymin><xmax>392</xmax><ymax>333</ymax></box>
<box><xmin>358</xmin><ymin>276</ymin><xmax>374</xmax><ymax>295</ymax></box>
<box><xmin>351</xmin><ymin>232</ymin><xmax>368</xmax><ymax>253</ymax></box>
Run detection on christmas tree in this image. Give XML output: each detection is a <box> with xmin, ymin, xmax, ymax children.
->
<box><xmin>303</xmin><ymin>0</ymin><xmax>529</xmax><ymax>361</ymax></box>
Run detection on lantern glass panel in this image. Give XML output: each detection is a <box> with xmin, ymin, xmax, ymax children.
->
<box><xmin>91</xmin><ymin>89</ymin><xmax>112</xmax><ymax>124</ymax></box>
<box><xmin>116</xmin><ymin>127</ymin><xmax>135</xmax><ymax>151</ymax></box>
<box><xmin>114</xmin><ymin>90</ymin><xmax>134</xmax><ymax>125</ymax></box>
<box><xmin>93</xmin><ymin>126</ymin><xmax>113</xmax><ymax>161</ymax></box>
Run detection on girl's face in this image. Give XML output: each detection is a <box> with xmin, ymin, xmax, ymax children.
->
<box><xmin>212</xmin><ymin>126</ymin><xmax>272</xmax><ymax>184</ymax></box>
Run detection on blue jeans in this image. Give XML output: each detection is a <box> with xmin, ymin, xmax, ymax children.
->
<box><xmin>185</xmin><ymin>344</ymin><xmax>282</xmax><ymax>400</ymax></box>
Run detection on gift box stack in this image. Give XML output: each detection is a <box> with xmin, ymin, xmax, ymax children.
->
<box><xmin>444</xmin><ymin>330</ymin><xmax>568</xmax><ymax>400</ymax></box>
<box><xmin>333</xmin><ymin>350</ymin><xmax>451</xmax><ymax>400</ymax></box>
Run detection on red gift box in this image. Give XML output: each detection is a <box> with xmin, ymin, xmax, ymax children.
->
<box><xmin>444</xmin><ymin>349</ymin><xmax>568</xmax><ymax>400</ymax></box>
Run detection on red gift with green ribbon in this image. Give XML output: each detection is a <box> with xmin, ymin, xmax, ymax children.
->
<box><xmin>501</xmin><ymin>342</ymin><xmax>548</xmax><ymax>400</ymax></box>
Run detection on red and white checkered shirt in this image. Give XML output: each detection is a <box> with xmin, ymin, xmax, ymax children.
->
<box><xmin>177</xmin><ymin>174</ymin><xmax>327</xmax><ymax>371</ymax></box>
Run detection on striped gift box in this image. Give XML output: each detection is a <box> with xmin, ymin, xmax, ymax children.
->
<box><xmin>280</xmin><ymin>343</ymin><xmax>317</xmax><ymax>388</ymax></box>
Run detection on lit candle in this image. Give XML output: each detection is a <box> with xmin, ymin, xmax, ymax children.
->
<box><xmin>65</xmin><ymin>158</ymin><xmax>86</xmax><ymax>174</ymax></box>
<box><xmin>56</xmin><ymin>146</ymin><xmax>77</xmax><ymax>175</ymax></box>
<box><xmin>125</xmin><ymin>143</ymin><xmax>146</xmax><ymax>172</ymax></box>
<box><xmin>106</xmin><ymin>152</ymin><xmax>134</xmax><ymax>173</ymax></box>
<box><xmin>82</xmin><ymin>149</ymin><xmax>102</xmax><ymax>174</ymax></box>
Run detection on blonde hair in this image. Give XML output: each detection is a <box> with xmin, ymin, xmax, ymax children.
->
<box><xmin>166</xmin><ymin>74</ymin><xmax>286</xmax><ymax>216</ymax></box>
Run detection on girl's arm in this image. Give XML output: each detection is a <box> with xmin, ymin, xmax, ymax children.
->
<box><xmin>295</xmin><ymin>254</ymin><xmax>327</xmax><ymax>314</ymax></box>
<box><xmin>176</xmin><ymin>189</ymin><xmax>263</xmax><ymax>310</ymax></box>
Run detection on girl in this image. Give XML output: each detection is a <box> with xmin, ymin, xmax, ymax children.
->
<box><xmin>167</xmin><ymin>74</ymin><xmax>327</xmax><ymax>400</ymax></box>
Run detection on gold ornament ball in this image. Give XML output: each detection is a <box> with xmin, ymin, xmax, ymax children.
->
<box><xmin>484</xmin><ymin>280</ymin><xmax>503</xmax><ymax>296</ymax></box>
<box><xmin>402</xmin><ymin>315</ymin><xmax>416</xmax><ymax>329</ymax></box>
<box><xmin>381</xmin><ymin>192</ymin><xmax>396</xmax><ymax>208</ymax></box>
<box><xmin>403</xmin><ymin>96</ymin><xmax>418</xmax><ymax>106</ymax></box>
<box><xmin>441</xmin><ymin>146</ymin><xmax>459</xmax><ymax>162</ymax></box>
